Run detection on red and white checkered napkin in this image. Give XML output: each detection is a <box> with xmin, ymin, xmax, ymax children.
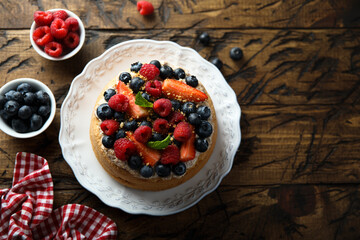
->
<box><xmin>0</xmin><ymin>152</ymin><xmax>117</xmax><ymax>240</ymax></box>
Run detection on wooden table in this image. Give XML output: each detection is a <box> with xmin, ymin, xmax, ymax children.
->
<box><xmin>1</xmin><ymin>0</ymin><xmax>360</xmax><ymax>239</ymax></box>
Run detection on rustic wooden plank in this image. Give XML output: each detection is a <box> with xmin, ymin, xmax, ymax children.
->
<box><xmin>1</xmin><ymin>0</ymin><xmax>360</xmax><ymax>29</ymax></box>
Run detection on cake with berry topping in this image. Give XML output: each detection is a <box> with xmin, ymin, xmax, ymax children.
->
<box><xmin>90</xmin><ymin>61</ymin><xmax>217</xmax><ymax>191</ymax></box>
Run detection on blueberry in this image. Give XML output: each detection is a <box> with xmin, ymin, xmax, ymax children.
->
<box><xmin>141</xmin><ymin>92</ymin><xmax>151</xmax><ymax>102</ymax></box>
<box><xmin>38</xmin><ymin>105</ymin><xmax>51</xmax><ymax>117</ymax></box>
<box><xmin>171</xmin><ymin>136</ymin><xmax>182</xmax><ymax>148</ymax></box>
<box><xmin>155</xmin><ymin>164</ymin><xmax>171</xmax><ymax>177</ymax></box>
<box><xmin>130</xmin><ymin>62</ymin><xmax>142</xmax><ymax>72</ymax></box>
<box><xmin>0</xmin><ymin>95</ymin><xmax>6</xmax><ymax>109</ymax></box>
<box><xmin>4</xmin><ymin>90</ymin><xmax>16</xmax><ymax>100</ymax></box>
<box><xmin>211</xmin><ymin>57</ymin><xmax>223</xmax><ymax>70</ymax></box>
<box><xmin>230</xmin><ymin>47</ymin><xmax>243</xmax><ymax>60</ymax></box>
<box><xmin>140</xmin><ymin>121</ymin><xmax>152</xmax><ymax>128</ymax></box>
<box><xmin>196</xmin><ymin>121</ymin><xmax>213</xmax><ymax>138</ymax></box>
<box><xmin>195</xmin><ymin>138</ymin><xmax>209</xmax><ymax>152</ymax></box>
<box><xmin>199</xmin><ymin>32</ymin><xmax>210</xmax><ymax>46</ymax></box>
<box><xmin>188</xmin><ymin>113</ymin><xmax>201</xmax><ymax>126</ymax></box>
<box><xmin>30</xmin><ymin>105</ymin><xmax>39</xmax><ymax>114</ymax></box>
<box><xmin>140</xmin><ymin>165</ymin><xmax>154</xmax><ymax>178</ymax></box>
<box><xmin>5</xmin><ymin>90</ymin><xmax>23</xmax><ymax>104</ymax></box>
<box><xmin>4</xmin><ymin>100</ymin><xmax>20</xmax><ymax>116</ymax></box>
<box><xmin>181</xmin><ymin>102</ymin><xmax>196</xmax><ymax>116</ymax></box>
<box><xmin>172</xmin><ymin>162</ymin><xmax>186</xmax><ymax>176</ymax></box>
<box><xmin>115</xmin><ymin>129</ymin><xmax>126</xmax><ymax>139</ymax></box>
<box><xmin>16</xmin><ymin>83</ymin><xmax>33</xmax><ymax>94</ymax></box>
<box><xmin>0</xmin><ymin>109</ymin><xmax>12</xmax><ymax>122</ymax></box>
<box><xmin>123</xmin><ymin>119</ymin><xmax>138</xmax><ymax>131</ymax></box>
<box><xmin>18</xmin><ymin>105</ymin><xmax>32</xmax><ymax>120</ymax></box>
<box><xmin>114</xmin><ymin>111</ymin><xmax>125</xmax><ymax>122</ymax></box>
<box><xmin>151</xmin><ymin>132</ymin><xmax>165</xmax><ymax>141</ymax></box>
<box><xmin>128</xmin><ymin>155</ymin><xmax>142</xmax><ymax>170</ymax></box>
<box><xmin>30</xmin><ymin>114</ymin><xmax>43</xmax><ymax>131</ymax></box>
<box><xmin>12</xmin><ymin>118</ymin><xmax>28</xmax><ymax>133</ymax></box>
<box><xmin>129</xmin><ymin>77</ymin><xmax>145</xmax><ymax>93</ymax></box>
<box><xmin>96</xmin><ymin>103</ymin><xmax>114</xmax><ymax>120</ymax></box>
<box><xmin>159</xmin><ymin>65</ymin><xmax>174</xmax><ymax>79</ymax></box>
<box><xmin>119</xmin><ymin>72</ymin><xmax>132</xmax><ymax>84</ymax></box>
<box><xmin>23</xmin><ymin>92</ymin><xmax>36</xmax><ymax>105</ymax></box>
<box><xmin>35</xmin><ymin>90</ymin><xmax>50</xmax><ymax>105</ymax></box>
<box><xmin>150</xmin><ymin>60</ymin><xmax>161</xmax><ymax>69</ymax></box>
<box><xmin>103</xmin><ymin>89</ymin><xmax>116</xmax><ymax>101</ymax></box>
<box><xmin>174</xmin><ymin>68</ymin><xmax>185</xmax><ymax>79</ymax></box>
<box><xmin>170</xmin><ymin>100</ymin><xmax>181</xmax><ymax>111</ymax></box>
<box><xmin>185</xmin><ymin>75</ymin><xmax>198</xmax><ymax>87</ymax></box>
<box><xmin>102</xmin><ymin>135</ymin><xmax>115</xmax><ymax>148</ymax></box>
<box><xmin>196</xmin><ymin>106</ymin><xmax>211</xmax><ymax>120</ymax></box>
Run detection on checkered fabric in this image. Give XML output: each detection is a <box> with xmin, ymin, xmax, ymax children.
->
<box><xmin>0</xmin><ymin>152</ymin><xmax>117</xmax><ymax>239</ymax></box>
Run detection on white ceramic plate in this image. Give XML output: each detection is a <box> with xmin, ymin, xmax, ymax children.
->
<box><xmin>59</xmin><ymin>39</ymin><xmax>241</xmax><ymax>216</ymax></box>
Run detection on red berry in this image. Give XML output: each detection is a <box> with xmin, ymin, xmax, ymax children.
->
<box><xmin>65</xmin><ymin>17</ymin><xmax>79</xmax><ymax>32</ymax></box>
<box><xmin>160</xmin><ymin>145</ymin><xmax>180</xmax><ymax>165</ymax></box>
<box><xmin>153</xmin><ymin>118</ymin><xmax>169</xmax><ymax>134</ymax></box>
<box><xmin>153</xmin><ymin>98</ymin><xmax>172</xmax><ymax>117</ymax></box>
<box><xmin>44</xmin><ymin>41</ymin><xmax>63</xmax><ymax>57</ymax></box>
<box><xmin>114</xmin><ymin>138</ymin><xmax>137</xmax><ymax>161</ymax></box>
<box><xmin>63</xmin><ymin>32</ymin><xmax>80</xmax><ymax>49</ymax></box>
<box><xmin>108</xmin><ymin>94</ymin><xmax>129</xmax><ymax>112</ymax></box>
<box><xmin>50</xmin><ymin>18</ymin><xmax>68</xmax><ymax>39</ymax></box>
<box><xmin>173</xmin><ymin>122</ymin><xmax>192</xmax><ymax>142</ymax></box>
<box><xmin>145</xmin><ymin>80</ymin><xmax>162</xmax><ymax>98</ymax></box>
<box><xmin>167</xmin><ymin>111</ymin><xmax>185</xmax><ymax>125</ymax></box>
<box><xmin>100</xmin><ymin>119</ymin><xmax>119</xmax><ymax>136</ymax></box>
<box><xmin>137</xmin><ymin>1</ymin><xmax>154</xmax><ymax>16</ymax></box>
<box><xmin>32</xmin><ymin>26</ymin><xmax>53</xmax><ymax>46</ymax></box>
<box><xmin>52</xmin><ymin>10</ymin><xmax>68</xmax><ymax>20</ymax></box>
<box><xmin>34</xmin><ymin>11</ymin><xmax>53</xmax><ymax>26</ymax></box>
<box><xmin>134</xmin><ymin>126</ymin><xmax>152</xmax><ymax>143</ymax></box>
<box><xmin>139</xmin><ymin>63</ymin><xmax>160</xmax><ymax>80</ymax></box>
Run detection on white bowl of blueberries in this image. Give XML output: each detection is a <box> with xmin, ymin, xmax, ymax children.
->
<box><xmin>0</xmin><ymin>78</ymin><xmax>56</xmax><ymax>138</ymax></box>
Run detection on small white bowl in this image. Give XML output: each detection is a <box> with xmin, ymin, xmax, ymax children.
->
<box><xmin>30</xmin><ymin>9</ymin><xmax>85</xmax><ymax>61</ymax></box>
<box><xmin>0</xmin><ymin>78</ymin><xmax>56</xmax><ymax>138</ymax></box>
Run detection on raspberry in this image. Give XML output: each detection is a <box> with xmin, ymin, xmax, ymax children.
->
<box><xmin>100</xmin><ymin>119</ymin><xmax>119</xmax><ymax>136</ymax></box>
<box><xmin>153</xmin><ymin>98</ymin><xmax>172</xmax><ymax>117</ymax></box>
<box><xmin>44</xmin><ymin>41</ymin><xmax>63</xmax><ymax>57</ymax></box>
<box><xmin>108</xmin><ymin>94</ymin><xmax>129</xmax><ymax>112</ymax></box>
<box><xmin>167</xmin><ymin>111</ymin><xmax>185</xmax><ymax>125</ymax></box>
<box><xmin>114</xmin><ymin>138</ymin><xmax>137</xmax><ymax>161</ymax></box>
<box><xmin>139</xmin><ymin>64</ymin><xmax>160</xmax><ymax>80</ymax></box>
<box><xmin>50</xmin><ymin>18</ymin><xmax>68</xmax><ymax>39</ymax></box>
<box><xmin>145</xmin><ymin>80</ymin><xmax>162</xmax><ymax>98</ymax></box>
<box><xmin>160</xmin><ymin>145</ymin><xmax>180</xmax><ymax>165</ymax></box>
<box><xmin>63</xmin><ymin>32</ymin><xmax>80</xmax><ymax>49</ymax></box>
<box><xmin>52</xmin><ymin>10</ymin><xmax>68</xmax><ymax>20</ymax></box>
<box><xmin>32</xmin><ymin>26</ymin><xmax>53</xmax><ymax>47</ymax></box>
<box><xmin>137</xmin><ymin>1</ymin><xmax>154</xmax><ymax>16</ymax></box>
<box><xmin>65</xmin><ymin>17</ymin><xmax>79</xmax><ymax>32</ymax></box>
<box><xmin>134</xmin><ymin>126</ymin><xmax>152</xmax><ymax>143</ymax></box>
<box><xmin>153</xmin><ymin>118</ymin><xmax>169</xmax><ymax>134</ymax></box>
<box><xmin>34</xmin><ymin>11</ymin><xmax>53</xmax><ymax>26</ymax></box>
<box><xmin>173</xmin><ymin>121</ymin><xmax>192</xmax><ymax>142</ymax></box>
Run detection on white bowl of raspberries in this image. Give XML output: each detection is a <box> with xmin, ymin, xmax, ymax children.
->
<box><xmin>0</xmin><ymin>78</ymin><xmax>56</xmax><ymax>138</ymax></box>
<box><xmin>30</xmin><ymin>9</ymin><xmax>85</xmax><ymax>61</ymax></box>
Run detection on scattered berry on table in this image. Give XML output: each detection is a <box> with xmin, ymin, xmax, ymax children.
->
<box><xmin>159</xmin><ymin>65</ymin><xmax>174</xmax><ymax>79</ymax></box>
<box><xmin>174</xmin><ymin>68</ymin><xmax>186</xmax><ymax>79</ymax></box>
<box><xmin>230</xmin><ymin>47</ymin><xmax>243</xmax><ymax>60</ymax></box>
<box><xmin>50</xmin><ymin>18</ymin><xmax>68</xmax><ymax>39</ymax></box>
<box><xmin>114</xmin><ymin>138</ymin><xmax>137</xmax><ymax>161</ymax></box>
<box><xmin>199</xmin><ymin>32</ymin><xmax>210</xmax><ymax>46</ymax></box>
<box><xmin>137</xmin><ymin>1</ymin><xmax>155</xmax><ymax>16</ymax></box>
<box><xmin>149</xmin><ymin>60</ymin><xmax>161</xmax><ymax>69</ymax></box>
<box><xmin>32</xmin><ymin>26</ymin><xmax>53</xmax><ymax>46</ymax></box>
<box><xmin>160</xmin><ymin>145</ymin><xmax>180</xmax><ymax>165</ymax></box>
<box><xmin>96</xmin><ymin>103</ymin><xmax>114</xmax><ymax>120</ymax></box>
<box><xmin>196</xmin><ymin>121</ymin><xmax>213</xmax><ymax>138</ymax></box>
<box><xmin>63</xmin><ymin>32</ymin><xmax>80</xmax><ymax>49</ymax></box>
<box><xmin>172</xmin><ymin>162</ymin><xmax>186</xmax><ymax>176</ymax></box>
<box><xmin>102</xmin><ymin>135</ymin><xmax>115</xmax><ymax>148</ymax></box>
<box><xmin>100</xmin><ymin>119</ymin><xmax>120</xmax><ymax>136</ymax></box>
<box><xmin>65</xmin><ymin>17</ymin><xmax>79</xmax><ymax>32</ymax></box>
<box><xmin>185</xmin><ymin>75</ymin><xmax>198</xmax><ymax>87</ymax></box>
<box><xmin>44</xmin><ymin>41</ymin><xmax>63</xmax><ymax>57</ymax></box>
<box><xmin>103</xmin><ymin>89</ymin><xmax>116</xmax><ymax>102</ymax></box>
<box><xmin>181</xmin><ymin>102</ymin><xmax>196</xmax><ymax>116</ymax></box>
<box><xmin>155</xmin><ymin>164</ymin><xmax>171</xmax><ymax>177</ymax></box>
<box><xmin>173</xmin><ymin>121</ymin><xmax>192</xmax><ymax>142</ymax></box>
<box><xmin>123</xmin><ymin>119</ymin><xmax>138</xmax><ymax>131</ymax></box>
<box><xmin>108</xmin><ymin>94</ymin><xmax>129</xmax><ymax>112</ymax></box>
<box><xmin>153</xmin><ymin>98</ymin><xmax>172</xmax><ymax>117</ymax></box>
<box><xmin>52</xmin><ymin>10</ymin><xmax>68</xmax><ymax>20</ymax></box>
<box><xmin>195</xmin><ymin>138</ymin><xmax>209</xmax><ymax>152</ymax></box>
<box><xmin>130</xmin><ymin>62</ymin><xmax>143</xmax><ymax>72</ymax></box>
<box><xmin>211</xmin><ymin>57</ymin><xmax>223</xmax><ymax>70</ymax></box>
<box><xmin>196</xmin><ymin>105</ymin><xmax>211</xmax><ymax>120</ymax></box>
<box><xmin>129</xmin><ymin>77</ymin><xmax>145</xmax><ymax>93</ymax></box>
<box><xmin>145</xmin><ymin>80</ymin><xmax>162</xmax><ymax>98</ymax></box>
<box><xmin>128</xmin><ymin>155</ymin><xmax>143</xmax><ymax>170</ymax></box>
<box><xmin>134</xmin><ymin>125</ymin><xmax>152</xmax><ymax>143</ymax></box>
<box><xmin>140</xmin><ymin>165</ymin><xmax>154</xmax><ymax>178</ymax></box>
<box><xmin>119</xmin><ymin>72</ymin><xmax>132</xmax><ymax>84</ymax></box>
<box><xmin>139</xmin><ymin>63</ymin><xmax>160</xmax><ymax>80</ymax></box>
<box><xmin>153</xmin><ymin>118</ymin><xmax>169</xmax><ymax>134</ymax></box>
<box><xmin>34</xmin><ymin>11</ymin><xmax>53</xmax><ymax>26</ymax></box>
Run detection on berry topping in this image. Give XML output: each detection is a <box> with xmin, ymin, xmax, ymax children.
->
<box><xmin>174</xmin><ymin>68</ymin><xmax>186</xmax><ymax>79</ymax></box>
<box><xmin>129</xmin><ymin>77</ymin><xmax>145</xmax><ymax>93</ymax></box>
<box><xmin>44</xmin><ymin>41</ymin><xmax>63</xmax><ymax>57</ymax></box>
<box><xmin>65</xmin><ymin>17</ymin><xmax>79</xmax><ymax>32</ymax></box>
<box><xmin>153</xmin><ymin>98</ymin><xmax>172</xmax><ymax>117</ymax></box>
<box><xmin>139</xmin><ymin>120</ymin><xmax>152</xmax><ymax>128</ymax></box>
<box><xmin>159</xmin><ymin>65</ymin><xmax>174</xmax><ymax>79</ymax></box>
<box><xmin>103</xmin><ymin>89</ymin><xmax>116</xmax><ymax>102</ymax></box>
<box><xmin>199</xmin><ymin>32</ymin><xmax>210</xmax><ymax>46</ymax></box>
<box><xmin>96</xmin><ymin>103</ymin><xmax>114</xmax><ymax>120</ymax></box>
<box><xmin>119</xmin><ymin>72</ymin><xmax>132</xmax><ymax>84</ymax></box>
<box><xmin>63</xmin><ymin>32</ymin><xmax>80</xmax><ymax>49</ymax></box>
<box><xmin>140</xmin><ymin>165</ymin><xmax>154</xmax><ymax>178</ymax></box>
<box><xmin>145</xmin><ymin>80</ymin><xmax>162</xmax><ymax>98</ymax></box>
<box><xmin>108</xmin><ymin>94</ymin><xmax>129</xmax><ymax>112</ymax></box>
<box><xmin>188</xmin><ymin>113</ymin><xmax>201</xmax><ymax>126</ymax></box>
<box><xmin>127</xmin><ymin>132</ymin><xmax>161</xmax><ymax>166</ymax></box>
<box><xmin>149</xmin><ymin>60</ymin><xmax>161</xmax><ymax>69</ymax></box>
<box><xmin>197</xmin><ymin>105</ymin><xmax>211</xmax><ymax>120</ymax></box>
<box><xmin>162</xmin><ymin>79</ymin><xmax>208</xmax><ymax>102</ymax></box>
<box><xmin>130</xmin><ymin>62</ymin><xmax>143</xmax><ymax>72</ymax></box>
<box><xmin>167</xmin><ymin>111</ymin><xmax>185</xmax><ymax>125</ymax></box>
<box><xmin>153</xmin><ymin>118</ymin><xmax>169</xmax><ymax>134</ymax></box>
<box><xmin>173</xmin><ymin>122</ymin><xmax>192</xmax><ymax>142</ymax></box>
<box><xmin>230</xmin><ymin>47</ymin><xmax>243</xmax><ymax>60</ymax></box>
<box><xmin>115</xmin><ymin>129</ymin><xmax>126</xmax><ymax>139</ymax></box>
<box><xmin>137</xmin><ymin>1</ymin><xmax>154</xmax><ymax>16</ymax></box>
<box><xmin>170</xmin><ymin>100</ymin><xmax>181</xmax><ymax>110</ymax></box>
<box><xmin>139</xmin><ymin>64</ymin><xmax>160</xmax><ymax>80</ymax></box>
<box><xmin>34</xmin><ymin>11</ymin><xmax>54</xmax><ymax>26</ymax></box>
<box><xmin>134</xmin><ymin>125</ymin><xmax>152</xmax><ymax>143</ymax></box>
<box><xmin>172</xmin><ymin>162</ymin><xmax>186</xmax><ymax>176</ymax></box>
<box><xmin>50</xmin><ymin>18</ymin><xmax>68</xmax><ymax>39</ymax></box>
<box><xmin>123</xmin><ymin>119</ymin><xmax>138</xmax><ymax>131</ymax></box>
<box><xmin>32</xmin><ymin>26</ymin><xmax>53</xmax><ymax>46</ymax></box>
<box><xmin>52</xmin><ymin>10</ymin><xmax>68</xmax><ymax>20</ymax></box>
<box><xmin>141</xmin><ymin>92</ymin><xmax>151</xmax><ymax>102</ymax></box>
<box><xmin>195</xmin><ymin>138</ymin><xmax>209</xmax><ymax>152</ymax></box>
<box><xmin>102</xmin><ymin>135</ymin><xmax>115</xmax><ymax>148</ymax></box>
<box><xmin>128</xmin><ymin>155</ymin><xmax>143</xmax><ymax>170</ymax></box>
<box><xmin>155</xmin><ymin>164</ymin><xmax>171</xmax><ymax>177</ymax></box>
<box><xmin>180</xmin><ymin>127</ymin><xmax>196</xmax><ymax>161</ymax></box>
<box><xmin>113</xmin><ymin>138</ymin><xmax>137</xmax><ymax>161</ymax></box>
<box><xmin>160</xmin><ymin>145</ymin><xmax>180</xmax><ymax>165</ymax></box>
<box><xmin>100</xmin><ymin>119</ymin><xmax>119</xmax><ymax>136</ymax></box>
<box><xmin>181</xmin><ymin>102</ymin><xmax>196</xmax><ymax>116</ymax></box>
<box><xmin>211</xmin><ymin>57</ymin><xmax>223</xmax><ymax>70</ymax></box>
<box><xmin>151</xmin><ymin>132</ymin><xmax>165</xmax><ymax>141</ymax></box>
<box><xmin>196</xmin><ymin>121</ymin><xmax>213</xmax><ymax>138</ymax></box>
<box><xmin>185</xmin><ymin>75</ymin><xmax>199</xmax><ymax>87</ymax></box>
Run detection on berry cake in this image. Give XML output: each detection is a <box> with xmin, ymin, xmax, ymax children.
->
<box><xmin>90</xmin><ymin>61</ymin><xmax>217</xmax><ymax>191</ymax></box>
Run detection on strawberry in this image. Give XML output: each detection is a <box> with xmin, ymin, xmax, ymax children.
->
<box><xmin>117</xmin><ymin>80</ymin><xmax>149</xmax><ymax>119</ymax></box>
<box><xmin>127</xmin><ymin>132</ymin><xmax>161</xmax><ymax>166</ymax></box>
<box><xmin>180</xmin><ymin>126</ymin><xmax>196</xmax><ymax>162</ymax></box>
<box><xmin>162</xmin><ymin>79</ymin><xmax>208</xmax><ymax>102</ymax></box>
<box><xmin>160</xmin><ymin>145</ymin><xmax>180</xmax><ymax>165</ymax></box>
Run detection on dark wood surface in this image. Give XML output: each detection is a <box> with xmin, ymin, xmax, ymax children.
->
<box><xmin>1</xmin><ymin>0</ymin><xmax>360</xmax><ymax>239</ymax></box>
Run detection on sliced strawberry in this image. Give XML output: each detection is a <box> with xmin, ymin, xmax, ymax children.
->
<box><xmin>117</xmin><ymin>80</ymin><xmax>149</xmax><ymax>119</ymax></box>
<box><xmin>127</xmin><ymin>132</ymin><xmax>161</xmax><ymax>166</ymax></box>
<box><xmin>180</xmin><ymin>127</ymin><xmax>196</xmax><ymax>162</ymax></box>
<box><xmin>162</xmin><ymin>79</ymin><xmax>208</xmax><ymax>102</ymax></box>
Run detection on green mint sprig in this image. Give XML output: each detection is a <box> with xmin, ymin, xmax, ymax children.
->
<box><xmin>135</xmin><ymin>92</ymin><xmax>153</xmax><ymax>108</ymax></box>
<box><xmin>147</xmin><ymin>135</ymin><xmax>171</xmax><ymax>150</ymax></box>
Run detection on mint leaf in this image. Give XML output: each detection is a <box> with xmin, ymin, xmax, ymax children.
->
<box><xmin>135</xmin><ymin>92</ymin><xmax>153</xmax><ymax>108</ymax></box>
<box><xmin>147</xmin><ymin>135</ymin><xmax>171</xmax><ymax>150</ymax></box>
